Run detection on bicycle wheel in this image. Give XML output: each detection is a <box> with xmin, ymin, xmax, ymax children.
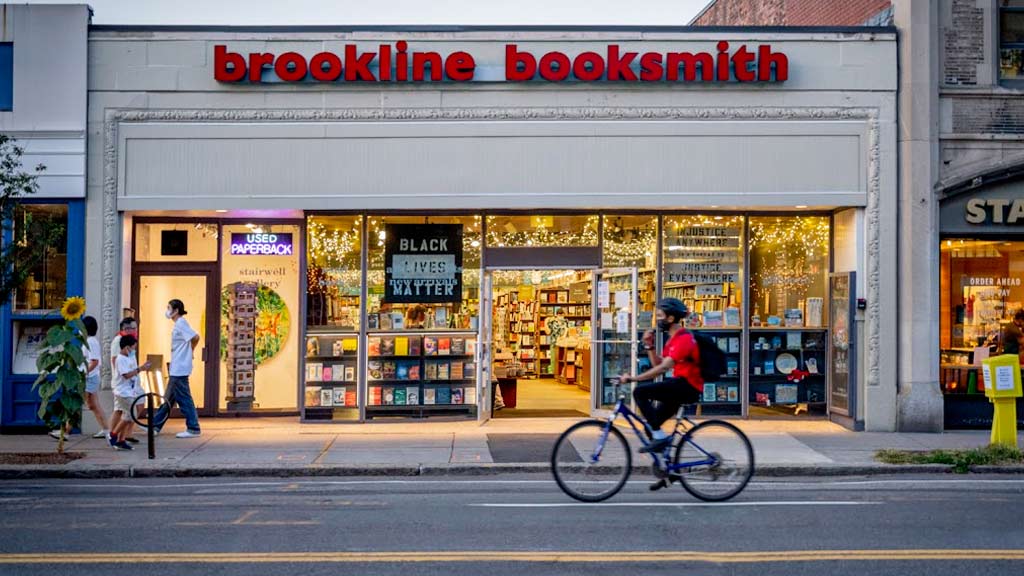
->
<box><xmin>673</xmin><ymin>420</ymin><xmax>754</xmax><ymax>502</ymax></box>
<box><xmin>551</xmin><ymin>420</ymin><xmax>632</xmax><ymax>502</ymax></box>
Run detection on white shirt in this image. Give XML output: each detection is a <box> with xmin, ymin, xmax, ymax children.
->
<box><xmin>82</xmin><ymin>336</ymin><xmax>101</xmax><ymax>377</ymax></box>
<box><xmin>109</xmin><ymin>335</ymin><xmax>123</xmax><ymax>389</ymax></box>
<box><xmin>169</xmin><ymin>317</ymin><xmax>199</xmax><ymax>377</ymax></box>
<box><xmin>114</xmin><ymin>353</ymin><xmax>139</xmax><ymax>398</ymax></box>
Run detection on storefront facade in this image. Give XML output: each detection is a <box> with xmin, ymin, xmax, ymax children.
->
<box><xmin>938</xmin><ymin>175</ymin><xmax>1024</xmax><ymax>428</ymax></box>
<box><xmin>85</xmin><ymin>26</ymin><xmax>899</xmax><ymax>430</ymax></box>
<box><xmin>0</xmin><ymin>4</ymin><xmax>89</xmax><ymax>430</ymax></box>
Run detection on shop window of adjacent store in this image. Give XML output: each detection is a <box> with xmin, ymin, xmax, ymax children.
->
<box><xmin>219</xmin><ymin>223</ymin><xmax>301</xmax><ymax>412</ymax></box>
<box><xmin>663</xmin><ymin>215</ymin><xmax>745</xmax><ymax>415</ymax></box>
<box><xmin>940</xmin><ymin>239</ymin><xmax>1024</xmax><ymax>396</ymax></box>
<box><xmin>134</xmin><ymin>222</ymin><xmax>218</xmax><ymax>262</ymax></box>
<box><xmin>1001</xmin><ymin>3</ymin><xmax>1024</xmax><ymax>82</ymax></box>
<box><xmin>748</xmin><ymin>216</ymin><xmax>830</xmax><ymax>417</ymax></box>
<box><xmin>11</xmin><ymin>204</ymin><xmax>68</xmax><ymax>312</ymax></box>
<box><xmin>304</xmin><ymin>215</ymin><xmax>362</xmax><ymax>420</ymax></box>
<box><xmin>365</xmin><ymin>215</ymin><xmax>481</xmax><ymax>417</ymax></box>
<box><xmin>486</xmin><ymin>214</ymin><xmax>599</xmax><ymax>247</ymax></box>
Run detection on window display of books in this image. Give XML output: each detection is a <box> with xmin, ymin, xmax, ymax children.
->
<box><xmin>304</xmin><ymin>333</ymin><xmax>359</xmax><ymax>410</ymax></box>
<box><xmin>366</xmin><ymin>332</ymin><xmax>478</xmax><ymax>411</ymax></box>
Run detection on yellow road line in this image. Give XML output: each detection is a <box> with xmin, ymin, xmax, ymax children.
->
<box><xmin>0</xmin><ymin>550</ymin><xmax>1023</xmax><ymax>564</ymax></box>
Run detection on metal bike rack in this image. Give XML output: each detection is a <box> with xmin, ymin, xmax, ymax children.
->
<box><xmin>130</xmin><ymin>392</ymin><xmax>167</xmax><ymax>460</ymax></box>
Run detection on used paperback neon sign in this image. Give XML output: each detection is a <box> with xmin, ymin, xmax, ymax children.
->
<box><xmin>214</xmin><ymin>42</ymin><xmax>789</xmax><ymax>84</ymax></box>
<box><xmin>230</xmin><ymin>233</ymin><xmax>294</xmax><ymax>255</ymax></box>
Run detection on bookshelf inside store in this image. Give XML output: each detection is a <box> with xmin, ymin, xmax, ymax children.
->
<box><xmin>303</xmin><ymin>331</ymin><xmax>360</xmax><ymax>421</ymax></box>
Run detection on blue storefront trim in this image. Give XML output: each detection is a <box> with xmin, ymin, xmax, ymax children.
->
<box><xmin>1</xmin><ymin>199</ymin><xmax>85</xmax><ymax>431</ymax></box>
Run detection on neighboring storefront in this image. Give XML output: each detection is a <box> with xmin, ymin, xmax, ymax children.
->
<box><xmin>939</xmin><ymin>176</ymin><xmax>1024</xmax><ymax>428</ymax></box>
<box><xmin>0</xmin><ymin>4</ymin><xmax>89</xmax><ymax>431</ymax></box>
<box><xmin>85</xmin><ymin>26</ymin><xmax>899</xmax><ymax>429</ymax></box>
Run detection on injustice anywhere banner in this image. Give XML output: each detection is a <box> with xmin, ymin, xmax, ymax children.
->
<box><xmin>384</xmin><ymin>223</ymin><xmax>463</xmax><ymax>304</ymax></box>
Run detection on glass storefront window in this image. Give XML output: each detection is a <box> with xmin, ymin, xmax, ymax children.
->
<box><xmin>940</xmin><ymin>239</ymin><xmax>1024</xmax><ymax>352</ymax></box>
<box><xmin>134</xmin><ymin>222</ymin><xmax>218</xmax><ymax>262</ymax></box>
<box><xmin>486</xmin><ymin>214</ymin><xmax>598</xmax><ymax>247</ymax></box>
<box><xmin>663</xmin><ymin>215</ymin><xmax>745</xmax><ymax>328</ymax></box>
<box><xmin>219</xmin><ymin>222</ymin><xmax>301</xmax><ymax>411</ymax></box>
<box><xmin>12</xmin><ymin>204</ymin><xmax>68</xmax><ymax>312</ymax></box>
<box><xmin>748</xmin><ymin>216</ymin><xmax>830</xmax><ymax>327</ymax></box>
<box><xmin>367</xmin><ymin>215</ymin><xmax>481</xmax><ymax>332</ymax></box>
<box><xmin>307</xmin><ymin>215</ymin><xmax>362</xmax><ymax>330</ymax></box>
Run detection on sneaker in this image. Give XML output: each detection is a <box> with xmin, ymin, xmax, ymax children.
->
<box><xmin>108</xmin><ymin>436</ymin><xmax>119</xmax><ymax>449</ymax></box>
<box><xmin>93</xmin><ymin>430</ymin><xmax>109</xmax><ymax>439</ymax></box>
<box><xmin>114</xmin><ymin>441</ymin><xmax>133</xmax><ymax>451</ymax></box>
<box><xmin>176</xmin><ymin>430</ymin><xmax>201</xmax><ymax>439</ymax></box>
<box><xmin>48</xmin><ymin>430</ymin><xmax>62</xmax><ymax>440</ymax></box>
<box><xmin>125</xmin><ymin>437</ymin><xmax>140</xmax><ymax>444</ymax></box>
<box><xmin>152</xmin><ymin>428</ymin><xmax>162</xmax><ymax>436</ymax></box>
<box><xmin>639</xmin><ymin>436</ymin><xmax>672</xmax><ymax>454</ymax></box>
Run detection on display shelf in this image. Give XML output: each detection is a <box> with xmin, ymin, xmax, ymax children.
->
<box><xmin>750</xmin><ymin>327</ymin><xmax>827</xmax><ymax>331</ymax></box>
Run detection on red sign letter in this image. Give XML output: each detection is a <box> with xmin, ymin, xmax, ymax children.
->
<box><xmin>275</xmin><ymin>52</ymin><xmax>308</xmax><ymax>82</ymax></box>
<box><xmin>310</xmin><ymin>52</ymin><xmax>343</xmax><ymax>82</ymax></box>
<box><xmin>345</xmin><ymin>45</ymin><xmax>377</xmax><ymax>82</ymax></box>
<box><xmin>539</xmin><ymin>52</ymin><xmax>571</xmax><ymax>82</ymax></box>
<box><xmin>214</xmin><ymin>45</ymin><xmax>246</xmax><ymax>82</ymax></box>
<box><xmin>639</xmin><ymin>53</ymin><xmax>663</xmax><ymax>81</ymax></box>
<box><xmin>445</xmin><ymin>51</ymin><xmax>476</xmax><ymax>81</ymax></box>
<box><xmin>573</xmin><ymin>51</ymin><xmax>605</xmax><ymax>82</ymax></box>
<box><xmin>606</xmin><ymin>45</ymin><xmax>638</xmax><ymax>81</ymax></box>
<box><xmin>732</xmin><ymin>45</ymin><xmax>756</xmax><ymax>82</ymax></box>
<box><xmin>758</xmin><ymin>45</ymin><xmax>788</xmax><ymax>82</ymax></box>
<box><xmin>505</xmin><ymin>44</ymin><xmax>536</xmax><ymax>81</ymax></box>
<box><xmin>248</xmin><ymin>53</ymin><xmax>274</xmax><ymax>82</ymax></box>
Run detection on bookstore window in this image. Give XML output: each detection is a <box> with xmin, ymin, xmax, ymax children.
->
<box><xmin>747</xmin><ymin>215</ymin><xmax>830</xmax><ymax>417</ymax></box>
<box><xmin>486</xmin><ymin>214</ymin><xmax>599</xmax><ymax>247</ymax></box>
<box><xmin>939</xmin><ymin>239</ymin><xmax>1024</xmax><ymax>395</ymax></box>
<box><xmin>366</xmin><ymin>214</ymin><xmax>482</xmax><ymax>332</ymax></box>
<box><xmin>307</xmin><ymin>215</ymin><xmax>362</xmax><ymax>330</ymax></box>
<box><xmin>662</xmin><ymin>214</ymin><xmax>744</xmax><ymax>415</ymax></box>
<box><xmin>12</xmin><ymin>204</ymin><xmax>68</xmax><ymax>312</ymax></box>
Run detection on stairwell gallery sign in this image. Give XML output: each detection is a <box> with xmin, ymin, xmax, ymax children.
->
<box><xmin>214</xmin><ymin>42</ymin><xmax>790</xmax><ymax>84</ymax></box>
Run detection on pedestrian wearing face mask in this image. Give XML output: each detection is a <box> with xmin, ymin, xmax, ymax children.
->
<box><xmin>153</xmin><ymin>299</ymin><xmax>202</xmax><ymax>438</ymax></box>
<box><xmin>108</xmin><ymin>317</ymin><xmax>142</xmax><ymax>444</ymax></box>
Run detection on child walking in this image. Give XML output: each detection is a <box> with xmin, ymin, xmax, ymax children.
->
<box><xmin>108</xmin><ymin>334</ymin><xmax>150</xmax><ymax>451</ymax></box>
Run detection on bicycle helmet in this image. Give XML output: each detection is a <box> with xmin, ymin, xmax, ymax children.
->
<box><xmin>657</xmin><ymin>298</ymin><xmax>689</xmax><ymax>323</ymax></box>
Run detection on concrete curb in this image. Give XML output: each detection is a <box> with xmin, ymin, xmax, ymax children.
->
<box><xmin>5</xmin><ymin>461</ymin><xmax>1024</xmax><ymax>479</ymax></box>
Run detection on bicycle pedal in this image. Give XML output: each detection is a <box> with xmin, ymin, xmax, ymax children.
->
<box><xmin>649</xmin><ymin>479</ymin><xmax>669</xmax><ymax>491</ymax></box>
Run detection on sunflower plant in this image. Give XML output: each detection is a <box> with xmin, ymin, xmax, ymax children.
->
<box><xmin>32</xmin><ymin>296</ymin><xmax>88</xmax><ymax>454</ymax></box>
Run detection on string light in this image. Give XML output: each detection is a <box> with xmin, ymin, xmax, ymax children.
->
<box><xmin>485</xmin><ymin>215</ymin><xmax>600</xmax><ymax>248</ymax></box>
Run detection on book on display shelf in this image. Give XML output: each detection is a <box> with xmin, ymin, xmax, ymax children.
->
<box><xmin>451</xmin><ymin>362</ymin><xmax>464</xmax><ymax>380</ymax></box>
<box><xmin>407</xmin><ymin>387</ymin><xmax>419</xmax><ymax>405</ymax></box>
<box><xmin>397</xmin><ymin>364</ymin><xmax>409</xmax><ymax>380</ymax></box>
<box><xmin>424</xmin><ymin>388</ymin><xmax>436</xmax><ymax>405</ymax></box>
<box><xmin>345</xmin><ymin>388</ymin><xmax>357</xmax><ymax>406</ymax></box>
<box><xmin>368</xmin><ymin>361</ymin><xmax>382</xmax><ymax>380</ymax></box>
<box><xmin>331</xmin><ymin>340</ymin><xmax>343</xmax><ymax>357</ymax></box>
<box><xmin>452</xmin><ymin>338</ymin><xmax>466</xmax><ymax>355</ymax></box>
<box><xmin>322</xmin><ymin>365</ymin><xmax>333</xmax><ymax>382</ymax></box>
<box><xmin>333</xmin><ymin>387</ymin><xmax>347</xmax><ymax>406</ymax></box>
<box><xmin>396</xmin><ymin>337</ymin><xmax>409</xmax><ymax>356</ymax></box>
<box><xmin>321</xmin><ymin>388</ymin><xmax>334</xmax><ymax>407</ymax></box>
<box><xmin>716</xmin><ymin>338</ymin><xmax>728</xmax><ymax>353</ymax></box>
<box><xmin>787</xmin><ymin>331</ymin><xmax>802</xmax><ymax>350</ymax></box>
<box><xmin>727</xmin><ymin>386</ymin><xmax>738</xmax><ymax>402</ymax></box>
<box><xmin>452</xmin><ymin>388</ymin><xmax>464</xmax><ymax>405</ymax></box>
<box><xmin>716</xmin><ymin>386</ymin><xmax>728</xmax><ymax>402</ymax></box>
<box><xmin>370</xmin><ymin>386</ymin><xmax>382</xmax><ymax>406</ymax></box>
<box><xmin>383</xmin><ymin>362</ymin><xmax>397</xmax><ymax>379</ymax></box>
<box><xmin>343</xmin><ymin>338</ymin><xmax>357</xmax><ymax>352</ymax></box>
<box><xmin>436</xmin><ymin>387</ymin><xmax>452</xmax><ymax>404</ymax></box>
<box><xmin>724</xmin><ymin>307</ymin><xmax>740</xmax><ymax>327</ymax></box>
<box><xmin>384</xmin><ymin>387</ymin><xmax>395</xmax><ymax>405</ymax></box>
<box><xmin>425</xmin><ymin>362</ymin><xmax>438</xmax><ymax>380</ymax></box>
<box><xmin>464</xmin><ymin>386</ymin><xmax>476</xmax><ymax>405</ymax></box>
<box><xmin>408</xmin><ymin>365</ymin><xmax>421</xmax><ymax>380</ymax></box>
<box><xmin>409</xmin><ymin>337</ymin><xmax>422</xmax><ymax>356</ymax></box>
<box><xmin>381</xmin><ymin>337</ymin><xmax>396</xmax><ymax>356</ymax></box>
<box><xmin>776</xmin><ymin>384</ymin><xmax>798</xmax><ymax>404</ymax></box>
<box><xmin>703</xmin><ymin>384</ymin><xmax>716</xmax><ymax>403</ymax></box>
<box><xmin>368</xmin><ymin>337</ymin><xmax>382</xmax><ymax>356</ymax></box>
<box><xmin>438</xmin><ymin>362</ymin><xmax>450</xmax><ymax>380</ymax></box>
<box><xmin>439</xmin><ymin>338</ymin><xmax>451</xmax><ymax>355</ymax></box>
<box><xmin>306</xmin><ymin>337</ymin><xmax>320</xmax><ymax>357</ymax></box>
<box><xmin>305</xmin><ymin>386</ymin><xmax>322</xmax><ymax>407</ymax></box>
<box><xmin>394</xmin><ymin>387</ymin><xmax>407</xmax><ymax>405</ymax></box>
<box><xmin>729</xmin><ymin>337</ymin><xmax>740</xmax><ymax>353</ymax></box>
<box><xmin>345</xmin><ymin>365</ymin><xmax>355</xmax><ymax>382</ymax></box>
<box><xmin>424</xmin><ymin>337</ymin><xmax>438</xmax><ymax>356</ymax></box>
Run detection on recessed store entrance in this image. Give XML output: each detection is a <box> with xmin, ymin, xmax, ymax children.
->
<box><xmin>488</xmin><ymin>269</ymin><xmax>593</xmax><ymax>418</ymax></box>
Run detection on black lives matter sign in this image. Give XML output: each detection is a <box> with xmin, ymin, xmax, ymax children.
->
<box><xmin>384</xmin><ymin>224</ymin><xmax>463</xmax><ymax>304</ymax></box>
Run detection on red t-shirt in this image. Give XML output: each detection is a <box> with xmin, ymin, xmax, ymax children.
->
<box><xmin>662</xmin><ymin>330</ymin><xmax>703</xmax><ymax>391</ymax></box>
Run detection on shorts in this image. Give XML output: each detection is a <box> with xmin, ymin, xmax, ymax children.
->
<box><xmin>85</xmin><ymin>373</ymin><xmax>101</xmax><ymax>394</ymax></box>
<box><xmin>113</xmin><ymin>395</ymin><xmax>135</xmax><ymax>414</ymax></box>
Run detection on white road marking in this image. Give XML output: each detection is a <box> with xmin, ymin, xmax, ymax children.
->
<box><xmin>4</xmin><ymin>478</ymin><xmax>1024</xmax><ymax>491</ymax></box>
<box><xmin>470</xmin><ymin>501</ymin><xmax>883</xmax><ymax>508</ymax></box>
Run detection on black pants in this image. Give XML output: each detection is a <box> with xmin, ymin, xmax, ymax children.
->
<box><xmin>633</xmin><ymin>378</ymin><xmax>700</xmax><ymax>430</ymax></box>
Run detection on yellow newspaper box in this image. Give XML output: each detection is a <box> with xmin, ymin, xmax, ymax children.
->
<box><xmin>980</xmin><ymin>355</ymin><xmax>1022</xmax><ymax>448</ymax></box>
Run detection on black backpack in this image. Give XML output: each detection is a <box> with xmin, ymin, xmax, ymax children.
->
<box><xmin>690</xmin><ymin>331</ymin><xmax>727</xmax><ymax>382</ymax></box>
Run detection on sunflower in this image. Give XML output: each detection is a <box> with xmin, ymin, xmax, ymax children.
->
<box><xmin>60</xmin><ymin>297</ymin><xmax>86</xmax><ymax>322</ymax></box>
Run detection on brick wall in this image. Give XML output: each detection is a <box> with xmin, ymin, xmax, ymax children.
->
<box><xmin>943</xmin><ymin>0</ymin><xmax>985</xmax><ymax>86</ymax></box>
<box><xmin>952</xmin><ymin>97</ymin><xmax>1024</xmax><ymax>134</ymax></box>
<box><xmin>692</xmin><ymin>0</ymin><xmax>889</xmax><ymax>26</ymax></box>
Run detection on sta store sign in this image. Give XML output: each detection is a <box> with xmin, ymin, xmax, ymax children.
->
<box><xmin>230</xmin><ymin>233</ymin><xmax>294</xmax><ymax>255</ymax></box>
<box><xmin>214</xmin><ymin>42</ymin><xmax>789</xmax><ymax>84</ymax></box>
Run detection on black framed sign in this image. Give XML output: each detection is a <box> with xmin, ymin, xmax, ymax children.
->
<box><xmin>828</xmin><ymin>271</ymin><xmax>856</xmax><ymax>417</ymax></box>
<box><xmin>384</xmin><ymin>224</ymin><xmax>463</xmax><ymax>304</ymax></box>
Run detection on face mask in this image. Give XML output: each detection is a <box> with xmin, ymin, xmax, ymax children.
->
<box><xmin>657</xmin><ymin>318</ymin><xmax>673</xmax><ymax>331</ymax></box>
<box><xmin>165</xmin><ymin>309</ymin><xmax>173</xmax><ymax>319</ymax></box>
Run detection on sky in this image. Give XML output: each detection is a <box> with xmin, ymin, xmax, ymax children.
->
<box><xmin>22</xmin><ymin>0</ymin><xmax>710</xmax><ymax>26</ymax></box>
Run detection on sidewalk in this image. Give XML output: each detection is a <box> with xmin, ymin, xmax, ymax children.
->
<box><xmin>2</xmin><ymin>417</ymin><xmax>1022</xmax><ymax>478</ymax></box>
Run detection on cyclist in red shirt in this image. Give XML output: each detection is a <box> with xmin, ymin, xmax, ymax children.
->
<box><xmin>620</xmin><ymin>298</ymin><xmax>703</xmax><ymax>454</ymax></box>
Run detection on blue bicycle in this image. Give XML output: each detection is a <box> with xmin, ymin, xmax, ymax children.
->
<box><xmin>551</xmin><ymin>392</ymin><xmax>755</xmax><ymax>502</ymax></box>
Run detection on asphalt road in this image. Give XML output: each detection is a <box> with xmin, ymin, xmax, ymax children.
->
<box><xmin>0</xmin><ymin>474</ymin><xmax>1023</xmax><ymax>576</ymax></box>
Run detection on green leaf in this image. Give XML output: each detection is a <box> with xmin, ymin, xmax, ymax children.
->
<box><xmin>66</xmin><ymin>345</ymin><xmax>85</xmax><ymax>366</ymax></box>
<box><xmin>46</xmin><ymin>328</ymin><xmax>71</xmax><ymax>348</ymax></box>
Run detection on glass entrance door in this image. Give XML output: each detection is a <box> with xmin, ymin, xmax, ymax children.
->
<box><xmin>591</xmin><ymin>268</ymin><xmax>639</xmax><ymax>414</ymax></box>
<box><xmin>133</xmin><ymin>268</ymin><xmax>217</xmax><ymax>415</ymax></box>
<box><xmin>477</xmin><ymin>272</ymin><xmax>494</xmax><ymax>422</ymax></box>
